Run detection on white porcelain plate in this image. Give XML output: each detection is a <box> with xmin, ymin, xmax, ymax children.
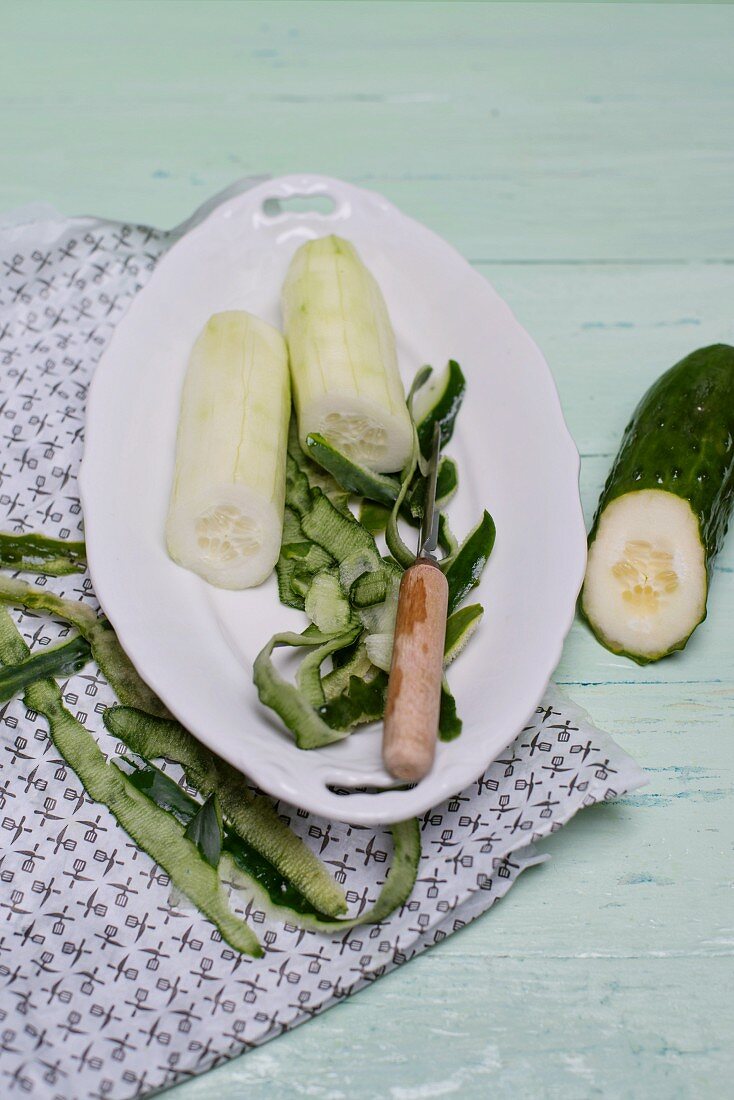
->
<box><xmin>80</xmin><ymin>174</ymin><xmax>586</xmax><ymax>825</ymax></box>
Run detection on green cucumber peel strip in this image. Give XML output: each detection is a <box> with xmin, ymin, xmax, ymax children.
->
<box><xmin>321</xmin><ymin>638</ymin><xmax>375</xmax><ymax>702</ymax></box>
<box><xmin>301</xmin><ymin>488</ymin><xmax>386</xmax><ymax>573</ymax></box>
<box><xmin>403</xmin><ymin>456</ymin><xmax>459</xmax><ymax>522</ymax></box>
<box><xmin>223</xmin><ymin>832</ymin><xmax>337</xmax><ymax>919</ymax></box>
<box><xmin>112</xmin><ymin>693</ymin><xmax>409</xmax><ymax>924</ymax></box>
<box><xmin>304</xmin><ymin>571</ymin><xmax>354</xmax><ymax>636</ymax></box>
<box><xmin>104</xmin><ymin>706</ymin><xmax>348</xmax><ymax>918</ymax></box>
<box><xmin>359</xmin><ymin>501</ymin><xmax>391</xmax><ymax>536</ymax></box>
<box><xmin>438</xmin><ymin>678</ymin><xmax>463</xmax><ymax>742</ymax></box>
<box><xmin>443</xmin><ymin>603</ymin><xmax>484</xmax><ymax>665</ymax></box>
<box><xmin>414</xmin><ymin>359</ymin><xmax>467</xmax><ymax>458</ymax></box>
<box><xmin>291</xmin><ymin>570</ymin><xmax>314</xmax><ymax>599</ymax></box>
<box><xmin>120</xmin><ymin>754</ymin><xmax>198</xmax><ymax>820</ymax></box>
<box><xmin>331</xmin><ymin>634</ymin><xmax>362</xmax><ymax>669</ymax></box>
<box><xmin>296</xmin><ymin>625</ymin><xmax>359</xmax><ymax>708</ymax></box>
<box><xmin>276</xmin><ymin>508</ymin><xmax>309</xmax><ymax>609</ymax></box>
<box><xmin>385</xmin><ymin>367</ymin><xmax>432</xmax><ymax>569</ymax></box>
<box><xmin>288</xmin><ymin>418</ymin><xmax>350</xmax><ymax>515</ymax></box>
<box><xmin>305</xmin><ymin>433</ymin><xmax>401</xmax><ymax>506</ymax></box>
<box><xmin>0</xmin><ymin>608</ymin><xmax>262</xmax><ymax>957</ymax></box>
<box><xmin>364</xmin><ymin>631</ymin><xmax>393</xmax><ymax>673</ymax></box>
<box><xmin>253</xmin><ymin>624</ymin><xmax>362</xmax><ymax>748</ymax></box>
<box><xmin>0</xmin><ymin>632</ymin><xmax>92</xmax><ymax>702</ymax></box>
<box><xmin>184</xmin><ymin>793</ymin><xmax>223</xmax><ymax>869</ymax></box>
<box><xmin>0</xmin><ymin>532</ymin><xmax>87</xmax><ymax>576</ymax></box>
<box><xmin>386</xmin><ymin>434</ymin><xmax>419</xmax><ymax>569</ymax></box>
<box><xmin>318</xmin><ymin>669</ymin><xmax>388</xmax><ymax>731</ymax></box>
<box><xmin>438</xmin><ymin>512</ymin><xmax>458</xmax><ymax>560</ymax></box>
<box><xmin>338</xmin><ymin>547</ymin><xmax>381</xmax><ymax>594</ymax></box>
<box><xmin>283</xmin><ymin>505</ymin><xmax>308</xmax><ymax>546</ymax></box>
<box><xmin>294</xmin><ymin>818</ymin><xmax>421</xmax><ymax>932</ymax></box>
<box><xmin>122</xmin><ymin>757</ymin><xmax>339</xmax><ymax>919</ymax></box>
<box><xmin>350</xmin><ymin>557</ymin><xmax>402</xmax><ymax>608</ymax></box>
<box><xmin>442</xmin><ymin>511</ymin><xmax>496</xmax><ymax>613</ymax></box>
<box><xmin>0</xmin><ymin>575</ymin><xmax>166</xmax><ymax>717</ymax></box>
<box><xmin>277</xmin><ymin>510</ymin><xmax>334</xmax><ymax>609</ymax></box>
<box><xmin>285</xmin><ymin>451</ymin><xmax>314</xmax><ymax>518</ymax></box>
<box><xmin>358</xmin><ymin>572</ymin><xmax>400</xmax><ymax>636</ymax></box>
<box><xmin>283</xmin><ymin>542</ymin><xmax>334</xmax><ymax>572</ymax></box>
<box><xmin>129</xmin><ymin>753</ymin><xmax>420</xmax><ymax>928</ymax></box>
<box><xmin>276</xmin><ymin>565</ymin><xmax>305</xmax><ymax>610</ymax></box>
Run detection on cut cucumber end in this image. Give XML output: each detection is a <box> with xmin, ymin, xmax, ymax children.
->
<box><xmin>298</xmin><ymin>395</ymin><xmax>412</xmax><ymax>474</ymax></box>
<box><xmin>582</xmin><ymin>489</ymin><xmax>707</xmax><ymax>662</ymax></box>
<box><xmin>167</xmin><ymin>486</ymin><xmax>282</xmax><ymax>590</ymax></box>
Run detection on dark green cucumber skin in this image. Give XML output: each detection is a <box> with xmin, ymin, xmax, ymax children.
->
<box><xmin>584</xmin><ymin>344</ymin><xmax>734</xmax><ymax>662</ymax></box>
<box><xmin>416</xmin><ymin>360</ymin><xmax>466</xmax><ymax>457</ymax></box>
<box><xmin>589</xmin><ymin>345</ymin><xmax>734</xmax><ymax>563</ymax></box>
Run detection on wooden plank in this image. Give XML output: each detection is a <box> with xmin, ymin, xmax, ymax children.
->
<box><xmin>166</xmin><ymin>955</ymin><xmax>733</xmax><ymax>1099</ymax></box>
<box><xmin>1</xmin><ymin>3</ymin><xmax>732</xmax><ymax>260</ymax></box>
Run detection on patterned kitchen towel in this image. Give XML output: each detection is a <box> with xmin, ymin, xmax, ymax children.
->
<box><xmin>0</xmin><ymin>181</ymin><xmax>646</xmax><ymax>1100</ymax></box>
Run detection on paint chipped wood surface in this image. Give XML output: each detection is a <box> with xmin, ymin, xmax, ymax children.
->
<box><xmin>2</xmin><ymin>2</ymin><xmax>732</xmax><ymax>1097</ymax></box>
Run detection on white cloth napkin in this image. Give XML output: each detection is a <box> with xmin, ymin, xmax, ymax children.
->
<box><xmin>0</xmin><ymin>181</ymin><xmax>646</xmax><ymax>1100</ymax></box>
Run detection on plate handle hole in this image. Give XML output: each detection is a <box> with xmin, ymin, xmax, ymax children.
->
<box><xmin>262</xmin><ymin>194</ymin><xmax>337</xmax><ymax>218</ymax></box>
<box><xmin>326</xmin><ymin>783</ymin><xmax>415</xmax><ymax>797</ymax></box>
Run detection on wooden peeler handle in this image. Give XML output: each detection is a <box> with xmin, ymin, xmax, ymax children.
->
<box><xmin>382</xmin><ymin>557</ymin><xmax>448</xmax><ymax>782</ymax></box>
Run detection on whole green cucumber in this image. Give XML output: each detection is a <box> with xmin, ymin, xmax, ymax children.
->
<box><xmin>581</xmin><ymin>343</ymin><xmax>734</xmax><ymax>663</ymax></box>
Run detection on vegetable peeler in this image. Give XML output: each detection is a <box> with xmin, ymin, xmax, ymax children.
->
<box><xmin>382</xmin><ymin>423</ymin><xmax>448</xmax><ymax>781</ymax></box>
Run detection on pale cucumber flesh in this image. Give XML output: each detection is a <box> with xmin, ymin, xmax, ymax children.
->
<box><xmin>301</xmin><ymin>394</ymin><xmax>413</xmax><ymax>473</ymax></box>
<box><xmin>167</xmin><ymin>485</ymin><xmax>283</xmax><ymax>590</ymax></box>
<box><xmin>166</xmin><ymin>311</ymin><xmax>290</xmax><ymax>589</ymax></box>
<box><xmin>582</xmin><ymin>489</ymin><xmax>707</xmax><ymax>662</ymax></box>
<box><xmin>282</xmin><ymin>236</ymin><xmax>413</xmax><ymax>474</ymax></box>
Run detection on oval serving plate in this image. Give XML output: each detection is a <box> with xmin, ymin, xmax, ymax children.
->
<box><xmin>80</xmin><ymin>174</ymin><xmax>586</xmax><ymax>826</ymax></box>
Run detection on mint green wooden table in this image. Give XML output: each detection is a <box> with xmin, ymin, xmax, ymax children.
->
<box><xmin>3</xmin><ymin>2</ymin><xmax>732</xmax><ymax>1096</ymax></box>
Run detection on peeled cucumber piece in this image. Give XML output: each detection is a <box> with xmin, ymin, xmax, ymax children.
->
<box><xmin>166</xmin><ymin>311</ymin><xmax>290</xmax><ymax>589</ymax></box>
<box><xmin>582</xmin><ymin>344</ymin><xmax>734</xmax><ymax>663</ymax></box>
<box><xmin>281</xmin><ymin>235</ymin><xmax>413</xmax><ymax>473</ymax></box>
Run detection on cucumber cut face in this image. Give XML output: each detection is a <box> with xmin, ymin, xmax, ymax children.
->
<box><xmin>300</xmin><ymin>395</ymin><xmax>412</xmax><ymax>473</ymax></box>
<box><xmin>582</xmin><ymin>489</ymin><xmax>707</xmax><ymax>662</ymax></box>
<box><xmin>167</xmin><ymin>486</ymin><xmax>282</xmax><ymax>590</ymax></box>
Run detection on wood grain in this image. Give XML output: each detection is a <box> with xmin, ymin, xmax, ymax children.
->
<box><xmin>383</xmin><ymin>558</ymin><xmax>448</xmax><ymax>781</ymax></box>
<box><xmin>2</xmin><ymin>2</ymin><xmax>732</xmax><ymax>1097</ymax></box>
